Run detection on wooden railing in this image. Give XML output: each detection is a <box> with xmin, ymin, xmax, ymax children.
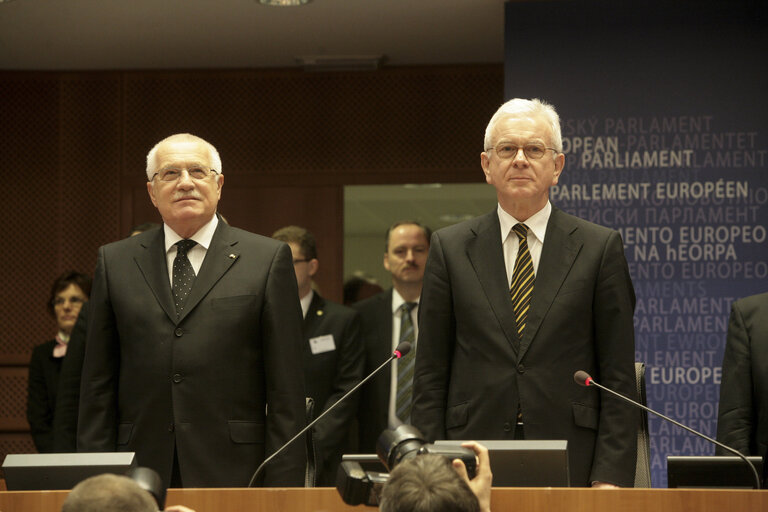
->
<box><xmin>1</xmin><ymin>486</ymin><xmax>767</xmax><ymax>512</ymax></box>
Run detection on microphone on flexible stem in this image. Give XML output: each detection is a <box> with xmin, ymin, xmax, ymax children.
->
<box><xmin>247</xmin><ymin>341</ymin><xmax>413</xmax><ymax>487</ymax></box>
<box><xmin>573</xmin><ymin>370</ymin><xmax>761</xmax><ymax>489</ymax></box>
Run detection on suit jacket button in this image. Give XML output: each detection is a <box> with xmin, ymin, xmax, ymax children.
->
<box><xmin>173</xmin><ymin>373</ymin><xmax>183</xmax><ymax>383</ymax></box>
<box><xmin>517</xmin><ymin>364</ymin><xmax>525</xmax><ymax>374</ymax></box>
<box><xmin>168</xmin><ymin>423</ymin><xmax>175</xmax><ymax>432</ymax></box>
<box><xmin>503</xmin><ymin>422</ymin><xmax>512</xmax><ymax>432</ymax></box>
<box><xmin>174</xmin><ymin>328</ymin><xmax>184</xmax><ymax>337</ymax></box>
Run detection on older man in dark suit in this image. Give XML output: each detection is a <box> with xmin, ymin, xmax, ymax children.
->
<box><xmin>78</xmin><ymin>133</ymin><xmax>306</xmax><ymax>488</ymax></box>
<box><xmin>412</xmin><ymin>98</ymin><xmax>637</xmax><ymax>487</ymax></box>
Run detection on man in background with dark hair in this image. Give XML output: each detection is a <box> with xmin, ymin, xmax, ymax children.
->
<box><xmin>354</xmin><ymin>221</ymin><xmax>431</xmax><ymax>452</ymax></box>
<box><xmin>272</xmin><ymin>225</ymin><xmax>364</xmax><ymax>486</ymax></box>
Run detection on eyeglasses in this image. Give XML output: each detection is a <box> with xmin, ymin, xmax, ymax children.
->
<box><xmin>486</xmin><ymin>142</ymin><xmax>559</xmax><ymax>160</ymax></box>
<box><xmin>150</xmin><ymin>167</ymin><xmax>218</xmax><ymax>182</ymax></box>
<box><xmin>293</xmin><ymin>258</ymin><xmax>310</xmax><ymax>265</ymax></box>
<box><xmin>54</xmin><ymin>297</ymin><xmax>85</xmax><ymax>307</ymax></box>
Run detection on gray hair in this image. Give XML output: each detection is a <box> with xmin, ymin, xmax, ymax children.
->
<box><xmin>145</xmin><ymin>133</ymin><xmax>222</xmax><ymax>180</ymax></box>
<box><xmin>379</xmin><ymin>454</ymin><xmax>480</xmax><ymax>512</ymax></box>
<box><xmin>483</xmin><ymin>98</ymin><xmax>562</xmax><ymax>153</ymax></box>
<box><xmin>61</xmin><ymin>474</ymin><xmax>157</xmax><ymax>512</ymax></box>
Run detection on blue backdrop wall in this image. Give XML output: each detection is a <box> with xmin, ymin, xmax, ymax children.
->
<box><xmin>503</xmin><ymin>0</ymin><xmax>768</xmax><ymax>487</ymax></box>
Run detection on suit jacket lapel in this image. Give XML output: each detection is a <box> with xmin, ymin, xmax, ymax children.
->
<box><xmin>379</xmin><ymin>289</ymin><xmax>394</xmax><ymax>391</ymax></box>
<box><xmin>467</xmin><ymin>211</ymin><xmax>520</xmax><ymax>355</ymax></box>
<box><xmin>179</xmin><ymin>220</ymin><xmax>240</xmax><ymax>323</ymax></box>
<box><xmin>134</xmin><ymin>229</ymin><xmax>177</xmax><ymax>323</ymax></box>
<box><xmin>518</xmin><ymin>207</ymin><xmax>582</xmax><ymax>359</ymax></box>
<box><xmin>303</xmin><ymin>292</ymin><xmax>325</xmax><ymax>335</ymax></box>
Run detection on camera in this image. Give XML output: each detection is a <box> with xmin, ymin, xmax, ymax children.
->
<box><xmin>336</xmin><ymin>425</ymin><xmax>477</xmax><ymax>506</ymax></box>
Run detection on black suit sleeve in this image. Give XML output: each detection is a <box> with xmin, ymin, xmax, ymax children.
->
<box><xmin>261</xmin><ymin>242</ymin><xmax>308</xmax><ymax>486</ymax></box>
<box><xmin>77</xmin><ymin>246</ymin><xmax>120</xmax><ymax>452</ymax></box>
<box><xmin>717</xmin><ymin>300</ymin><xmax>755</xmax><ymax>455</ymax></box>
<box><xmin>53</xmin><ymin>302</ymin><xmax>89</xmax><ymax>452</ymax></box>
<box><xmin>588</xmin><ymin>229</ymin><xmax>638</xmax><ymax>486</ymax></box>
<box><xmin>412</xmin><ymin>232</ymin><xmax>455</xmax><ymax>442</ymax></box>
<box><xmin>312</xmin><ymin>310</ymin><xmax>364</xmax><ymax>468</ymax></box>
<box><xmin>27</xmin><ymin>342</ymin><xmax>56</xmax><ymax>453</ymax></box>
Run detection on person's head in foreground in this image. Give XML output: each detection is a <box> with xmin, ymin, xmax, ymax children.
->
<box><xmin>379</xmin><ymin>441</ymin><xmax>492</xmax><ymax>512</ymax></box>
<box><xmin>61</xmin><ymin>473</ymin><xmax>157</xmax><ymax>512</ymax></box>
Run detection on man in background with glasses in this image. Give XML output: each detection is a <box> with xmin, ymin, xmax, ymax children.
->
<box><xmin>78</xmin><ymin>133</ymin><xmax>306</xmax><ymax>488</ymax></box>
<box><xmin>272</xmin><ymin>225</ymin><xmax>364</xmax><ymax>486</ymax></box>
<box><xmin>412</xmin><ymin>99</ymin><xmax>637</xmax><ymax>487</ymax></box>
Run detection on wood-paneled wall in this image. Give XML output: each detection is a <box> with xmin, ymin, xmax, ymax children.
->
<box><xmin>0</xmin><ymin>64</ymin><xmax>503</xmax><ymax>465</ymax></box>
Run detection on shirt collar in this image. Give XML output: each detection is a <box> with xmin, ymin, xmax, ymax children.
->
<box><xmin>391</xmin><ymin>287</ymin><xmax>418</xmax><ymax>314</ymax></box>
<box><xmin>300</xmin><ymin>289</ymin><xmax>314</xmax><ymax>319</ymax></box>
<box><xmin>497</xmin><ymin>201</ymin><xmax>551</xmax><ymax>245</ymax></box>
<box><xmin>164</xmin><ymin>214</ymin><xmax>219</xmax><ymax>253</ymax></box>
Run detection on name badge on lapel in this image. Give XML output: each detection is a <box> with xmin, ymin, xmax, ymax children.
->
<box><xmin>309</xmin><ymin>334</ymin><xmax>336</xmax><ymax>355</ymax></box>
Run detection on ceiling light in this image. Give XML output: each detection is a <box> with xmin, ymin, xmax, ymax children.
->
<box><xmin>259</xmin><ymin>0</ymin><xmax>310</xmax><ymax>6</ymax></box>
<box><xmin>296</xmin><ymin>55</ymin><xmax>385</xmax><ymax>71</ymax></box>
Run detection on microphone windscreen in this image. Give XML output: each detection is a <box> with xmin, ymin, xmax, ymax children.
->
<box><xmin>394</xmin><ymin>341</ymin><xmax>412</xmax><ymax>358</ymax></box>
<box><xmin>573</xmin><ymin>370</ymin><xmax>592</xmax><ymax>386</ymax></box>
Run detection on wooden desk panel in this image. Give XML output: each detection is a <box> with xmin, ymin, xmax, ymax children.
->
<box><xmin>1</xmin><ymin>487</ymin><xmax>766</xmax><ymax>512</ymax></box>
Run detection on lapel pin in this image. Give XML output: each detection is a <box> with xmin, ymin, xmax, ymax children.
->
<box><xmin>316</xmin><ymin>310</ymin><xmax>324</xmax><ymax>316</ymax></box>
<box><xmin>228</xmin><ymin>253</ymin><xmax>237</xmax><ymax>260</ymax></box>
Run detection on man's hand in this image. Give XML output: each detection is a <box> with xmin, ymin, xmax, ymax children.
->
<box><xmin>591</xmin><ymin>481</ymin><xmax>619</xmax><ymax>488</ymax></box>
<box><xmin>452</xmin><ymin>441</ymin><xmax>492</xmax><ymax>512</ymax></box>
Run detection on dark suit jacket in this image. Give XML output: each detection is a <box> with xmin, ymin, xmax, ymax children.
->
<box><xmin>354</xmin><ymin>289</ymin><xmax>394</xmax><ymax>453</ymax></box>
<box><xmin>77</xmin><ymin>220</ymin><xmax>307</xmax><ymax>488</ymax></box>
<box><xmin>27</xmin><ymin>339</ymin><xmax>63</xmax><ymax>453</ymax></box>
<box><xmin>302</xmin><ymin>292</ymin><xmax>363</xmax><ymax>485</ymax></box>
<box><xmin>53</xmin><ymin>302</ymin><xmax>88</xmax><ymax>452</ymax></box>
<box><xmin>411</xmin><ymin>207</ymin><xmax>638</xmax><ymax>487</ymax></box>
<box><xmin>717</xmin><ymin>292</ymin><xmax>768</xmax><ymax>458</ymax></box>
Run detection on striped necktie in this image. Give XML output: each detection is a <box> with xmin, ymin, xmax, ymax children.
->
<box><xmin>509</xmin><ymin>224</ymin><xmax>535</xmax><ymax>337</ymax></box>
<box><xmin>395</xmin><ymin>302</ymin><xmax>417</xmax><ymax>422</ymax></box>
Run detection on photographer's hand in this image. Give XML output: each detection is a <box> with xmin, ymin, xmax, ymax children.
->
<box><xmin>452</xmin><ymin>441</ymin><xmax>492</xmax><ymax>512</ymax></box>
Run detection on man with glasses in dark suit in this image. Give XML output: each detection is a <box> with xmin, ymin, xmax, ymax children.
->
<box><xmin>78</xmin><ymin>133</ymin><xmax>306</xmax><ymax>488</ymax></box>
<box><xmin>412</xmin><ymin>99</ymin><xmax>637</xmax><ymax>487</ymax></box>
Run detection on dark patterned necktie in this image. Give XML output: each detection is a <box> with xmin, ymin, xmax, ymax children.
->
<box><xmin>395</xmin><ymin>302</ymin><xmax>418</xmax><ymax>422</ymax></box>
<box><xmin>172</xmin><ymin>239</ymin><xmax>197</xmax><ymax>317</ymax></box>
<box><xmin>510</xmin><ymin>224</ymin><xmax>535</xmax><ymax>337</ymax></box>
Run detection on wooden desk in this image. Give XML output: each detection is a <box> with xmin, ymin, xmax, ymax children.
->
<box><xmin>1</xmin><ymin>487</ymin><xmax>766</xmax><ymax>512</ymax></box>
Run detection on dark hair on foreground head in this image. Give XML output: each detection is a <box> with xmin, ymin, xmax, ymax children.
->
<box><xmin>343</xmin><ymin>273</ymin><xmax>383</xmax><ymax>305</ymax></box>
<box><xmin>47</xmin><ymin>271</ymin><xmax>92</xmax><ymax>317</ymax></box>
<box><xmin>61</xmin><ymin>473</ymin><xmax>157</xmax><ymax>512</ymax></box>
<box><xmin>384</xmin><ymin>221</ymin><xmax>432</xmax><ymax>252</ymax></box>
<box><xmin>129</xmin><ymin>222</ymin><xmax>160</xmax><ymax>237</ymax></box>
<box><xmin>272</xmin><ymin>225</ymin><xmax>318</xmax><ymax>260</ymax></box>
<box><xmin>378</xmin><ymin>454</ymin><xmax>480</xmax><ymax>512</ymax></box>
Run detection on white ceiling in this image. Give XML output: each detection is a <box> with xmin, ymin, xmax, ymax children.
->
<box><xmin>0</xmin><ymin>0</ymin><xmax>506</xmax><ymax>70</ymax></box>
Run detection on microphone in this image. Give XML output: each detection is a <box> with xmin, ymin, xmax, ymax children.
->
<box><xmin>574</xmin><ymin>370</ymin><xmax>761</xmax><ymax>489</ymax></box>
<box><xmin>247</xmin><ymin>341</ymin><xmax>413</xmax><ymax>487</ymax></box>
